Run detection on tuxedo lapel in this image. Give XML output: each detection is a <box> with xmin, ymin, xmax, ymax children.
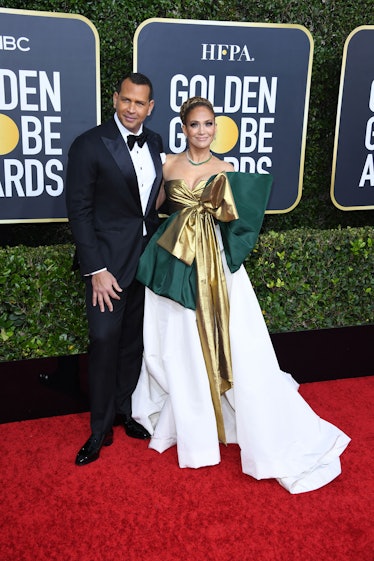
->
<box><xmin>101</xmin><ymin>121</ymin><xmax>163</xmax><ymax>213</ymax></box>
<box><xmin>101</xmin><ymin>132</ymin><xmax>141</xmax><ymax>206</ymax></box>
<box><xmin>145</xmin><ymin>133</ymin><xmax>163</xmax><ymax>215</ymax></box>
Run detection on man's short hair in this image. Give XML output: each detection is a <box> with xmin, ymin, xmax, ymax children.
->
<box><xmin>116</xmin><ymin>72</ymin><xmax>153</xmax><ymax>100</ymax></box>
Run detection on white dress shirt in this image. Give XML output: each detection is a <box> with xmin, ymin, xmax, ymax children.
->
<box><xmin>114</xmin><ymin>113</ymin><xmax>156</xmax><ymax>234</ymax></box>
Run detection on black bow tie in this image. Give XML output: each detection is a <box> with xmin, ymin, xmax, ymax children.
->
<box><xmin>127</xmin><ymin>131</ymin><xmax>147</xmax><ymax>150</ymax></box>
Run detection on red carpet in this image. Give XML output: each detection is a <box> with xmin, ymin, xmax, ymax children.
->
<box><xmin>1</xmin><ymin>377</ymin><xmax>373</xmax><ymax>561</ymax></box>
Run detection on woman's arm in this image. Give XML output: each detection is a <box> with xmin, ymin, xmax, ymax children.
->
<box><xmin>156</xmin><ymin>181</ymin><xmax>166</xmax><ymax>210</ymax></box>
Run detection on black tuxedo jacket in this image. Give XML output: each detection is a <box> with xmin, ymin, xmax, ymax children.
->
<box><xmin>65</xmin><ymin>118</ymin><xmax>163</xmax><ymax>288</ymax></box>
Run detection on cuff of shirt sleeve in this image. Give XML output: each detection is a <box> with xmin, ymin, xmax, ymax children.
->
<box><xmin>84</xmin><ymin>267</ymin><xmax>107</xmax><ymax>277</ymax></box>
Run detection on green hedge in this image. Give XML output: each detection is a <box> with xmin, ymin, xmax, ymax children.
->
<box><xmin>0</xmin><ymin>226</ymin><xmax>372</xmax><ymax>361</ymax></box>
<box><xmin>246</xmin><ymin>226</ymin><xmax>373</xmax><ymax>332</ymax></box>
<box><xmin>0</xmin><ymin>244</ymin><xmax>87</xmax><ymax>361</ymax></box>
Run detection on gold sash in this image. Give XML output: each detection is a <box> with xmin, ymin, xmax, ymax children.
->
<box><xmin>157</xmin><ymin>173</ymin><xmax>239</xmax><ymax>444</ymax></box>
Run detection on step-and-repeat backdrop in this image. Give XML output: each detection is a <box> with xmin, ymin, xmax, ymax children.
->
<box><xmin>0</xmin><ymin>11</ymin><xmax>373</xmax><ymax>222</ymax></box>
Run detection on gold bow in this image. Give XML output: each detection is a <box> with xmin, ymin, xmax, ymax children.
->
<box><xmin>157</xmin><ymin>173</ymin><xmax>239</xmax><ymax>444</ymax></box>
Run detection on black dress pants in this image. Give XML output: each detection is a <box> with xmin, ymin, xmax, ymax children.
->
<box><xmin>84</xmin><ymin>276</ymin><xmax>145</xmax><ymax>436</ymax></box>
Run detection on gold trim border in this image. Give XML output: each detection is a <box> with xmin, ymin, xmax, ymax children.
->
<box><xmin>330</xmin><ymin>25</ymin><xmax>374</xmax><ymax>211</ymax></box>
<box><xmin>134</xmin><ymin>17</ymin><xmax>314</xmax><ymax>214</ymax></box>
<box><xmin>0</xmin><ymin>7</ymin><xmax>101</xmax><ymax>224</ymax></box>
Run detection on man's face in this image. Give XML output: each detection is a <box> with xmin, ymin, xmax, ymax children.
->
<box><xmin>113</xmin><ymin>78</ymin><xmax>154</xmax><ymax>133</ymax></box>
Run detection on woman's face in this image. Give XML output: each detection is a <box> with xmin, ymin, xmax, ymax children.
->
<box><xmin>182</xmin><ymin>106</ymin><xmax>216</xmax><ymax>149</ymax></box>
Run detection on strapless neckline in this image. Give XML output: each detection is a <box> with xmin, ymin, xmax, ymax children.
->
<box><xmin>165</xmin><ymin>178</ymin><xmax>210</xmax><ymax>192</ymax></box>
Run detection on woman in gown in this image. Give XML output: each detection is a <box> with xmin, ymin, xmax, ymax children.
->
<box><xmin>132</xmin><ymin>97</ymin><xmax>350</xmax><ymax>494</ymax></box>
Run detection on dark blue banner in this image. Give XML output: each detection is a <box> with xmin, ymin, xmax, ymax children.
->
<box><xmin>134</xmin><ymin>18</ymin><xmax>313</xmax><ymax>213</ymax></box>
<box><xmin>0</xmin><ymin>8</ymin><xmax>100</xmax><ymax>222</ymax></box>
<box><xmin>331</xmin><ymin>26</ymin><xmax>374</xmax><ymax>210</ymax></box>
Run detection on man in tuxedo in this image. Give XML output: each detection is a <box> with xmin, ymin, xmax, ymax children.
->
<box><xmin>66</xmin><ymin>72</ymin><xmax>164</xmax><ymax>466</ymax></box>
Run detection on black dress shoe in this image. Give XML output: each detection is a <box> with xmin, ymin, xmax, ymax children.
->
<box><xmin>113</xmin><ymin>415</ymin><xmax>151</xmax><ymax>439</ymax></box>
<box><xmin>75</xmin><ymin>430</ymin><xmax>113</xmax><ymax>466</ymax></box>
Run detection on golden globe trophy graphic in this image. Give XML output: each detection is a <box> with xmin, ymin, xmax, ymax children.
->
<box><xmin>0</xmin><ymin>114</ymin><xmax>19</xmax><ymax>157</ymax></box>
<box><xmin>211</xmin><ymin>116</ymin><xmax>239</xmax><ymax>154</ymax></box>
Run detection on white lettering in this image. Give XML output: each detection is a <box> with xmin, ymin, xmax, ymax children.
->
<box><xmin>0</xmin><ymin>159</ymin><xmax>64</xmax><ymax>197</ymax></box>
<box><xmin>242</xmin><ymin>77</ymin><xmax>277</xmax><ymax>113</ymax></box>
<box><xmin>19</xmin><ymin>70</ymin><xmax>39</xmax><ymax>111</ymax></box>
<box><xmin>45</xmin><ymin>160</ymin><xmax>64</xmax><ymax>196</ymax></box>
<box><xmin>170</xmin><ymin>74</ymin><xmax>188</xmax><ymax>112</ymax></box>
<box><xmin>258</xmin><ymin>118</ymin><xmax>274</xmax><ymax>153</ymax></box>
<box><xmin>224</xmin><ymin>156</ymin><xmax>272</xmax><ymax>173</ymax></box>
<box><xmin>228</xmin><ymin>45</ymin><xmax>241</xmax><ymax>61</ymax></box>
<box><xmin>189</xmin><ymin>75</ymin><xmax>208</xmax><ymax>99</ymax></box>
<box><xmin>201</xmin><ymin>43</ymin><xmax>254</xmax><ymax>62</ymax></box>
<box><xmin>240</xmin><ymin>118</ymin><xmax>258</xmax><ymax>152</ymax></box>
<box><xmin>237</xmin><ymin>45</ymin><xmax>254</xmax><ymax>62</ymax></box>
<box><xmin>0</xmin><ymin>36</ymin><xmax>30</xmax><ymax>51</ymax></box>
<box><xmin>217</xmin><ymin>44</ymin><xmax>229</xmax><ymax>60</ymax></box>
<box><xmin>240</xmin><ymin>118</ymin><xmax>274</xmax><ymax>153</ymax></box>
<box><xmin>201</xmin><ymin>44</ymin><xmax>216</xmax><ymax>60</ymax></box>
<box><xmin>364</xmin><ymin>116</ymin><xmax>374</xmax><ymax>150</ymax></box>
<box><xmin>169</xmin><ymin>117</ymin><xmax>185</xmax><ymax>152</ymax></box>
<box><xmin>21</xmin><ymin>116</ymin><xmax>43</xmax><ymax>155</ymax></box>
<box><xmin>359</xmin><ymin>154</ymin><xmax>374</xmax><ymax>187</ymax></box>
<box><xmin>170</xmin><ymin>74</ymin><xmax>277</xmax><ymax>115</ymax></box>
<box><xmin>44</xmin><ymin>117</ymin><xmax>62</xmax><ymax>155</ymax></box>
<box><xmin>1</xmin><ymin>160</ymin><xmax>25</xmax><ymax>197</ymax></box>
<box><xmin>21</xmin><ymin>116</ymin><xmax>62</xmax><ymax>155</ymax></box>
<box><xmin>259</xmin><ymin>77</ymin><xmax>277</xmax><ymax>113</ymax></box>
<box><xmin>0</xmin><ymin>35</ymin><xmax>16</xmax><ymax>50</ymax></box>
<box><xmin>0</xmin><ymin>69</ymin><xmax>18</xmax><ymax>109</ymax></box>
<box><xmin>25</xmin><ymin>160</ymin><xmax>44</xmax><ymax>196</ymax></box>
<box><xmin>369</xmin><ymin>80</ymin><xmax>374</xmax><ymax>112</ymax></box>
<box><xmin>39</xmin><ymin>71</ymin><xmax>61</xmax><ymax>112</ymax></box>
<box><xmin>18</xmin><ymin>37</ymin><xmax>30</xmax><ymax>51</ymax></box>
<box><xmin>224</xmin><ymin>77</ymin><xmax>242</xmax><ymax>113</ymax></box>
<box><xmin>0</xmin><ymin>70</ymin><xmax>61</xmax><ymax>111</ymax></box>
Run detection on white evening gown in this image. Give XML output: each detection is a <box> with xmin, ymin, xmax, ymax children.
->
<box><xmin>133</xmin><ymin>229</ymin><xmax>350</xmax><ymax>494</ymax></box>
<box><xmin>132</xmin><ymin>172</ymin><xmax>350</xmax><ymax>493</ymax></box>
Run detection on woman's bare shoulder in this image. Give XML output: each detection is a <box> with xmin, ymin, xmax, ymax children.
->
<box><xmin>164</xmin><ymin>153</ymin><xmax>181</xmax><ymax>164</ymax></box>
<box><xmin>221</xmin><ymin>160</ymin><xmax>235</xmax><ymax>172</ymax></box>
<box><xmin>211</xmin><ymin>156</ymin><xmax>235</xmax><ymax>173</ymax></box>
<box><xmin>163</xmin><ymin>153</ymin><xmax>185</xmax><ymax>179</ymax></box>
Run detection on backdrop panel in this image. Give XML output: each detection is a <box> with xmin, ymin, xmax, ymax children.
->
<box><xmin>134</xmin><ymin>18</ymin><xmax>313</xmax><ymax>213</ymax></box>
<box><xmin>331</xmin><ymin>26</ymin><xmax>374</xmax><ymax>211</ymax></box>
<box><xmin>0</xmin><ymin>8</ymin><xmax>100</xmax><ymax>223</ymax></box>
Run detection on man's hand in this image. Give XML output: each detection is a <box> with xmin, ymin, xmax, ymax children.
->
<box><xmin>91</xmin><ymin>270</ymin><xmax>122</xmax><ymax>312</ymax></box>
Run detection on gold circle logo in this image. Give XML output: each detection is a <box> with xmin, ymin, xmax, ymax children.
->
<box><xmin>211</xmin><ymin>116</ymin><xmax>239</xmax><ymax>154</ymax></box>
<box><xmin>0</xmin><ymin>114</ymin><xmax>20</xmax><ymax>155</ymax></box>
<box><xmin>0</xmin><ymin>113</ymin><xmax>19</xmax><ymax>156</ymax></box>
